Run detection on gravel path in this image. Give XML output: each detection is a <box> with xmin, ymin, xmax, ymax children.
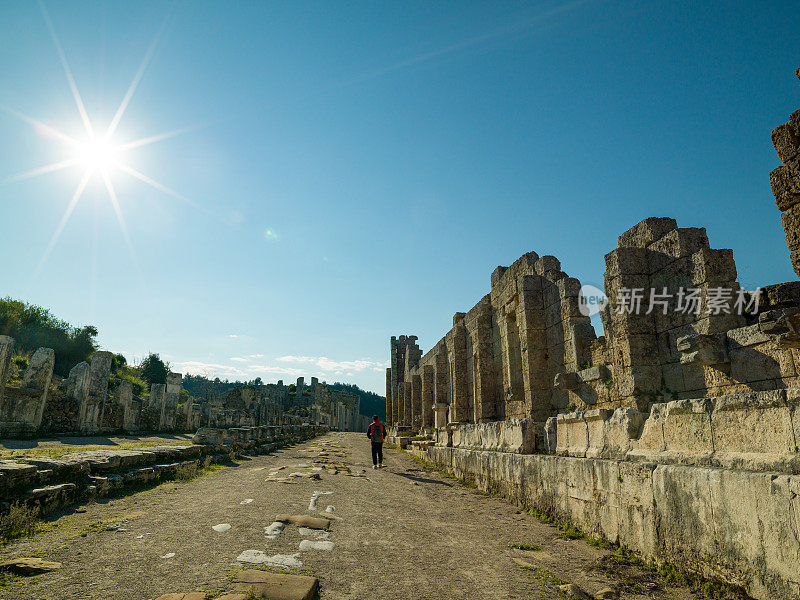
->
<box><xmin>2</xmin><ymin>433</ymin><xmax>695</xmax><ymax>600</ymax></box>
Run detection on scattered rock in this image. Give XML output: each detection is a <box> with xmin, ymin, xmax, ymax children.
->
<box><xmin>235</xmin><ymin>550</ymin><xmax>302</xmax><ymax>569</ymax></box>
<box><xmin>212</xmin><ymin>523</ymin><xmax>232</xmax><ymax>533</ymax></box>
<box><xmin>594</xmin><ymin>587</ymin><xmax>619</xmax><ymax>600</ymax></box>
<box><xmin>239</xmin><ymin>499</ymin><xmax>253</xmax><ymax>505</ymax></box>
<box><xmin>154</xmin><ymin>593</ymin><xmax>208</xmax><ymax>600</ymax></box>
<box><xmin>274</xmin><ymin>514</ymin><xmax>331</xmax><ymax>530</ymax></box>
<box><xmin>0</xmin><ymin>557</ymin><xmax>61</xmax><ymax>575</ymax></box>
<box><xmin>558</xmin><ymin>583</ymin><xmax>591</xmax><ymax>599</ymax></box>
<box><xmin>297</xmin><ymin>527</ymin><xmax>331</xmax><ymax>540</ymax></box>
<box><xmin>161</xmin><ymin>553</ymin><xmax>176</xmax><ymax>559</ymax></box>
<box><xmin>265</xmin><ymin>521</ymin><xmax>286</xmax><ymax>539</ymax></box>
<box><xmin>298</xmin><ymin>539</ymin><xmax>334</xmax><ymax>551</ymax></box>
<box><xmin>232</xmin><ymin>568</ymin><xmax>319</xmax><ymax>600</ymax></box>
<box><xmin>325</xmin><ymin>505</ymin><xmax>335</xmax><ymax>513</ymax></box>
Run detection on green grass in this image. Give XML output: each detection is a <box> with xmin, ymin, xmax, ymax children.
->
<box><xmin>509</xmin><ymin>542</ymin><xmax>544</xmax><ymax>551</ymax></box>
<box><xmin>0</xmin><ymin>440</ymin><xmax>191</xmax><ymax>459</ymax></box>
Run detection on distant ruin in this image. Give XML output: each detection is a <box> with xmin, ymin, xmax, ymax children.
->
<box><xmin>0</xmin><ymin>344</ymin><xmax>369</xmax><ymax>438</ymax></box>
<box><xmin>387</xmin><ymin>70</ymin><xmax>800</xmax><ymax>600</ymax></box>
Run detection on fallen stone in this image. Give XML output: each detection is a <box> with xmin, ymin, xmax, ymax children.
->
<box><xmin>298</xmin><ymin>539</ymin><xmax>334</xmax><ymax>551</ymax></box>
<box><xmin>297</xmin><ymin>527</ymin><xmax>331</xmax><ymax>540</ymax></box>
<box><xmin>265</xmin><ymin>521</ymin><xmax>286</xmax><ymax>539</ymax></box>
<box><xmin>216</xmin><ymin>595</ymin><xmax>248</xmax><ymax>600</ymax></box>
<box><xmin>239</xmin><ymin>499</ymin><xmax>253</xmax><ymax>505</ymax></box>
<box><xmin>594</xmin><ymin>588</ymin><xmax>619</xmax><ymax>600</ymax></box>
<box><xmin>0</xmin><ymin>557</ymin><xmax>61</xmax><ymax>575</ymax></box>
<box><xmin>274</xmin><ymin>514</ymin><xmax>331</xmax><ymax>530</ymax></box>
<box><xmin>559</xmin><ymin>583</ymin><xmax>591</xmax><ymax>599</ymax></box>
<box><xmin>153</xmin><ymin>594</ymin><xmax>208</xmax><ymax>600</ymax></box>
<box><xmin>232</xmin><ymin>569</ymin><xmax>319</xmax><ymax>600</ymax></box>
<box><xmin>212</xmin><ymin>523</ymin><xmax>231</xmax><ymax>532</ymax></box>
<box><xmin>235</xmin><ymin>550</ymin><xmax>302</xmax><ymax>569</ymax></box>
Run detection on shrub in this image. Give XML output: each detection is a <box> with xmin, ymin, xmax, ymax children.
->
<box><xmin>0</xmin><ymin>503</ymin><xmax>39</xmax><ymax>543</ymax></box>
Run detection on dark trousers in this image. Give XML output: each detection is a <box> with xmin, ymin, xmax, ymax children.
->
<box><xmin>371</xmin><ymin>441</ymin><xmax>383</xmax><ymax>465</ymax></box>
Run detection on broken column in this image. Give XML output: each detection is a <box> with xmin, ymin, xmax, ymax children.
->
<box><xmin>0</xmin><ymin>347</ymin><xmax>55</xmax><ymax>430</ymax></box>
<box><xmin>449</xmin><ymin>316</ymin><xmax>471</xmax><ymax>423</ymax></box>
<box><xmin>161</xmin><ymin>372</ymin><xmax>182</xmax><ymax>430</ymax></box>
<box><xmin>0</xmin><ymin>336</ymin><xmax>13</xmax><ymax>402</ymax></box>
<box><xmin>77</xmin><ymin>351</ymin><xmax>112</xmax><ymax>433</ymax></box>
<box><xmin>411</xmin><ymin>373</ymin><xmax>422</xmax><ymax>430</ymax></box>
<box><xmin>385</xmin><ymin>368</ymin><xmax>393</xmax><ymax>427</ymax></box>
<box><xmin>770</xmin><ymin>70</ymin><xmax>800</xmax><ymax>276</ymax></box>
<box><xmin>421</xmin><ymin>365</ymin><xmax>434</xmax><ymax>431</ymax></box>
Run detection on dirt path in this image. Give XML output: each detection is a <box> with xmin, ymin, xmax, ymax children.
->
<box><xmin>2</xmin><ymin>433</ymin><xmax>695</xmax><ymax>600</ymax></box>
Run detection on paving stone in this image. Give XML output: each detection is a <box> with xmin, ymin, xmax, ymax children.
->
<box><xmin>0</xmin><ymin>557</ymin><xmax>61</xmax><ymax>575</ymax></box>
<box><xmin>231</xmin><ymin>569</ymin><xmax>319</xmax><ymax>600</ymax></box>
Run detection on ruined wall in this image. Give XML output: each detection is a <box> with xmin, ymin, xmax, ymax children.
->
<box><xmin>0</xmin><ymin>339</ymin><xmax>368</xmax><ymax>438</ymax></box>
<box><xmin>389</xmin><ymin>68</ymin><xmax>800</xmax><ymax>600</ymax></box>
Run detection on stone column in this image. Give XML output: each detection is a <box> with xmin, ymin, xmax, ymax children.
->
<box><xmin>385</xmin><ymin>368</ymin><xmax>393</xmax><ymax>427</ymax></box>
<box><xmin>21</xmin><ymin>347</ymin><xmax>55</xmax><ymax>428</ymax></box>
<box><xmin>472</xmin><ymin>302</ymin><xmax>498</xmax><ymax>423</ymax></box>
<box><xmin>434</xmin><ymin>403</ymin><xmax>449</xmax><ymax>429</ymax></box>
<box><xmin>517</xmin><ymin>275</ymin><xmax>550</xmax><ymax>420</ymax></box>
<box><xmin>402</xmin><ymin>381</ymin><xmax>412</xmax><ymax>427</ymax></box>
<box><xmin>119</xmin><ymin>381</ymin><xmax>137</xmax><ymax>431</ymax></box>
<box><xmin>152</xmin><ymin>383</ymin><xmax>167</xmax><ymax>429</ymax></box>
<box><xmin>296</xmin><ymin>377</ymin><xmax>304</xmax><ymax>406</ymax></box>
<box><xmin>411</xmin><ymin>373</ymin><xmax>422</xmax><ymax>430</ymax></box>
<box><xmin>421</xmin><ymin>365</ymin><xmax>434</xmax><ymax>430</ymax></box>
<box><xmin>163</xmin><ymin>372</ymin><xmax>182</xmax><ymax>430</ymax></box>
<box><xmin>450</xmin><ymin>319</ymin><xmax>471</xmax><ymax>423</ymax></box>
<box><xmin>78</xmin><ymin>351</ymin><xmax>112</xmax><ymax>434</ymax></box>
<box><xmin>391</xmin><ymin>383</ymin><xmax>399</xmax><ymax>426</ymax></box>
<box><xmin>0</xmin><ymin>336</ymin><xmax>13</xmax><ymax>403</ymax></box>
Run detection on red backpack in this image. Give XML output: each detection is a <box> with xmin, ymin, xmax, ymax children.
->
<box><xmin>370</xmin><ymin>421</ymin><xmax>384</xmax><ymax>442</ymax></box>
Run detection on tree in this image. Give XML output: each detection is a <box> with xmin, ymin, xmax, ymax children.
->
<box><xmin>140</xmin><ymin>353</ymin><xmax>169</xmax><ymax>386</ymax></box>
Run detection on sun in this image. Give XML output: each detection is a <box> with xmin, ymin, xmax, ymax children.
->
<box><xmin>76</xmin><ymin>136</ymin><xmax>120</xmax><ymax>172</ymax></box>
<box><xmin>1</xmin><ymin>3</ymin><xmax>203</xmax><ymax>280</ymax></box>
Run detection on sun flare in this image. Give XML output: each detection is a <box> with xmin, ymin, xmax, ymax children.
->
<box><xmin>2</xmin><ymin>4</ymin><xmax>200</xmax><ymax>280</ymax></box>
<box><xmin>76</xmin><ymin>136</ymin><xmax>120</xmax><ymax>172</ymax></box>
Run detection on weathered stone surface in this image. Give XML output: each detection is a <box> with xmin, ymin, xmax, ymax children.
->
<box><xmin>0</xmin><ymin>557</ymin><xmax>61</xmax><ymax>574</ymax></box>
<box><xmin>231</xmin><ymin>569</ymin><xmax>319</xmax><ymax>600</ymax></box>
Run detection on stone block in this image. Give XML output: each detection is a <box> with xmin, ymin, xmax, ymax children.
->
<box><xmin>534</xmin><ymin>255</ymin><xmax>561</xmax><ymax>276</ymax></box>
<box><xmin>553</xmin><ymin>371</ymin><xmax>579</xmax><ymax>390</ymax></box>
<box><xmin>652</xmin><ymin>464</ymin><xmax>718</xmax><ymax>567</ymax></box>
<box><xmin>781</xmin><ymin>202</ymin><xmax>800</xmax><ymax>251</ymax></box>
<box><xmin>711</xmin><ymin>391</ymin><xmax>796</xmax><ymax>470</ymax></box>
<box><xmin>661</xmin><ymin>399</ymin><xmax>714</xmax><ymax>460</ymax></box>
<box><xmin>617</xmin><ymin>217</ymin><xmax>678</xmax><ymax>249</ymax></box>
<box><xmin>730</xmin><ymin>341</ymin><xmax>796</xmax><ymax>383</ymax></box>
<box><xmin>772</xmin><ymin>122</ymin><xmax>800</xmax><ymax>164</ymax></box>
<box><xmin>770</xmin><ymin>165</ymin><xmax>800</xmax><ymax>211</ymax></box>
<box><xmin>556</xmin><ymin>412</ymin><xmax>588</xmax><ymax>457</ymax></box>
<box><xmin>604</xmin><ymin>247</ymin><xmax>650</xmax><ymax>278</ymax></box>
<box><xmin>677</xmin><ymin>333</ymin><xmax>728</xmax><ymax>366</ymax></box>
<box><xmin>691</xmin><ymin>247</ymin><xmax>737</xmax><ymax>285</ymax></box>
<box><xmin>577</xmin><ymin>365</ymin><xmax>611</xmax><ymax>383</ymax></box>
<box><xmin>647</xmin><ymin>227</ymin><xmax>710</xmax><ymax>273</ymax></box>
<box><xmin>231</xmin><ymin>569</ymin><xmax>319</xmax><ymax>600</ymax></box>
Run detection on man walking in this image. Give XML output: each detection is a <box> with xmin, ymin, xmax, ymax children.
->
<box><xmin>367</xmin><ymin>415</ymin><xmax>386</xmax><ymax>469</ymax></box>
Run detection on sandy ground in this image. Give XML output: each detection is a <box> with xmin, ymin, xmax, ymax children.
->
<box><xmin>1</xmin><ymin>432</ymin><xmax>696</xmax><ymax>600</ymax></box>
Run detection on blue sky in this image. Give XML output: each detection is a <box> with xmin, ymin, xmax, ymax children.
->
<box><xmin>1</xmin><ymin>1</ymin><xmax>798</xmax><ymax>394</ymax></box>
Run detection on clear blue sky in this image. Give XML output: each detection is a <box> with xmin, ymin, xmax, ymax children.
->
<box><xmin>1</xmin><ymin>1</ymin><xmax>798</xmax><ymax>394</ymax></box>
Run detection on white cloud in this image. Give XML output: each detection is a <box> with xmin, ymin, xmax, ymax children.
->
<box><xmin>249</xmin><ymin>354</ymin><xmax>264</xmax><ymax>358</ymax></box>
<box><xmin>230</xmin><ymin>357</ymin><xmax>248</xmax><ymax>363</ymax></box>
<box><xmin>275</xmin><ymin>355</ymin><xmax>388</xmax><ymax>374</ymax></box>
<box><xmin>228</xmin><ymin>334</ymin><xmax>239</xmax><ymax>339</ymax></box>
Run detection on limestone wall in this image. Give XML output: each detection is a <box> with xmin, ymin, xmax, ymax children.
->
<box><xmin>389</xmin><ymin>68</ymin><xmax>800</xmax><ymax>600</ymax></box>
